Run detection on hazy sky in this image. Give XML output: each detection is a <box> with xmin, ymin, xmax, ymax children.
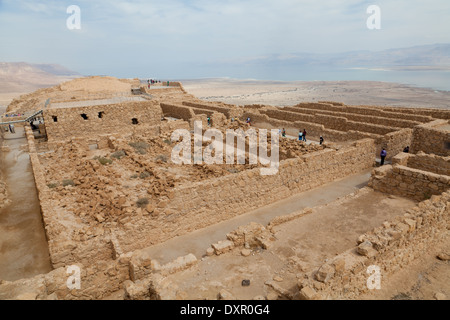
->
<box><xmin>0</xmin><ymin>0</ymin><xmax>449</xmax><ymax>79</ymax></box>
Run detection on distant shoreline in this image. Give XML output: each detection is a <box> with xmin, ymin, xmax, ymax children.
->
<box><xmin>181</xmin><ymin>79</ymin><xmax>450</xmax><ymax>109</ymax></box>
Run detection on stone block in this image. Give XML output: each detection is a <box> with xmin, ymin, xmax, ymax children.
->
<box><xmin>357</xmin><ymin>241</ymin><xmax>378</xmax><ymax>258</ymax></box>
<box><xmin>212</xmin><ymin>240</ymin><xmax>234</xmax><ymax>255</ymax></box>
<box><xmin>298</xmin><ymin>286</ymin><xmax>319</xmax><ymax>300</ymax></box>
<box><xmin>315</xmin><ymin>264</ymin><xmax>335</xmax><ymax>283</ymax></box>
<box><xmin>218</xmin><ymin>289</ymin><xmax>236</xmax><ymax>300</ymax></box>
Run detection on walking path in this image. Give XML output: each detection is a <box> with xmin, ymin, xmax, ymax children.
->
<box><xmin>139</xmin><ymin>168</ymin><xmax>373</xmax><ymax>264</ymax></box>
<box><xmin>0</xmin><ymin>127</ymin><xmax>52</xmax><ymax>281</ymax></box>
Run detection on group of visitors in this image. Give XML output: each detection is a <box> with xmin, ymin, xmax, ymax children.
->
<box><xmin>278</xmin><ymin>127</ymin><xmax>324</xmax><ymax>145</ymax></box>
<box><xmin>298</xmin><ymin>129</ymin><xmax>307</xmax><ymax>142</ymax></box>
<box><xmin>4</xmin><ymin>113</ymin><xmax>23</xmax><ymax>118</ymax></box>
<box><xmin>147</xmin><ymin>79</ymin><xmax>161</xmax><ymax>88</ymax></box>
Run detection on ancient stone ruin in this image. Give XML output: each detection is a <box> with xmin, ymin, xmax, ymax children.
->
<box><xmin>0</xmin><ymin>77</ymin><xmax>448</xmax><ymax>300</ymax></box>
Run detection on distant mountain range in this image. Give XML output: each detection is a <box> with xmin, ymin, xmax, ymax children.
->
<box><xmin>0</xmin><ymin>62</ymin><xmax>80</xmax><ymax>94</ymax></box>
<box><xmin>222</xmin><ymin>43</ymin><xmax>450</xmax><ymax>70</ymax></box>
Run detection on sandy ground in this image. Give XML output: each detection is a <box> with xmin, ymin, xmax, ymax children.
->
<box><xmin>182</xmin><ymin>79</ymin><xmax>450</xmax><ymax>109</ymax></box>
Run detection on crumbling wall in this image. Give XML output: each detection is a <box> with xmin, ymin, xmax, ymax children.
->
<box><xmin>182</xmin><ymin>101</ymin><xmax>238</xmax><ymax>119</ymax></box>
<box><xmin>302</xmin><ymin>190</ymin><xmax>449</xmax><ymax>300</ymax></box>
<box><xmin>369</xmin><ymin>164</ymin><xmax>450</xmax><ymax>201</ymax></box>
<box><xmin>380</xmin><ymin>106</ymin><xmax>450</xmax><ymax>120</ymax></box>
<box><xmin>0</xmin><ymin>257</ymin><xmax>131</xmax><ymax>300</ymax></box>
<box><xmin>392</xmin><ymin>152</ymin><xmax>450</xmax><ymax>176</ymax></box>
<box><xmin>314</xmin><ymin>114</ymin><xmax>348</xmax><ymax>131</ymax></box>
<box><xmin>44</xmin><ymin>101</ymin><xmax>162</xmax><ymax>142</ymax></box>
<box><xmin>160</xmin><ymin>103</ymin><xmax>195</xmax><ymax>121</ymax></box>
<box><xmin>378</xmin><ymin>128</ymin><xmax>413</xmax><ymax>160</ymax></box>
<box><xmin>411</xmin><ymin>120</ymin><xmax>450</xmax><ymax>156</ymax></box>
<box><xmin>261</xmin><ymin>109</ymin><xmax>315</xmax><ymax>124</ymax></box>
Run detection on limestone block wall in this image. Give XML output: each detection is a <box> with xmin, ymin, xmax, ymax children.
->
<box><xmin>369</xmin><ymin>164</ymin><xmax>450</xmax><ymax>201</ymax></box>
<box><xmin>182</xmin><ymin>101</ymin><xmax>240</xmax><ymax>119</ymax></box>
<box><xmin>261</xmin><ymin>109</ymin><xmax>315</xmax><ymax>124</ymax></box>
<box><xmin>411</xmin><ymin>120</ymin><xmax>450</xmax><ymax>156</ymax></box>
<box><xmin>283</xmin><ymin>106</ymin><xmax>420</xmax><ymax>129</ymax></box>
<box><xmin>309</xmin><ymin>190</ymin><xmax>449</xmax><ymax>300</ymax></box>
<box><xmin>380</xmin><ymin>106</ymin><xmax>450</xmax><ymax>120</ymax></box>
<box><xmin>0</xmin><ymin>258</ymin><xmax>131</xmax><ymax>300</ymax></box>
<box><xmin>317</xmin><ymin>110</ymin><xmax>420</xmax><ymax>129</ymax></box>
<box><xmin>243</xmin><ymin>110</ymin><xmax>381</xmax><ymax>143</ymax></box>
<box><xmin>378</xmin><ymin>128</ymin><xmax>413</xmax><ymax>160</ymax></box>
<box><xmin>291</xmin><ymin>102</ymin><xmax>433</xmax><ymax>123</ymax></box>
<box><xmin>44</xmin><ymin>101</ymin><xmax>162</xmax><ymax>142</ymax></box>
<box><xmin>345</xmin><ymin>106</ymin><xmax>433</xmax><ymax>123</ymax></box>
<box><xmin>392</xmin><ymin>152</ymin><xmax>450</xmax><ymax>176</ymax></box>
<box><xmin>115</xmin><ymin>138</ymin><xmax>376</xmax><ymax>253</ymax></box>
<box><xmin>314</xmin><ymin>114</ymin><xmax>348</xmax><ymax>131</ymax></box>
<box><xmin>160</xmin><ymin>103</ymin><xmax>195</xmax><ymax>121</ymax></box>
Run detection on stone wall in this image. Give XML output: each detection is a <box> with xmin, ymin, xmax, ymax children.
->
<box><xmin>380</xmin><ymin>105</ymin><xmax>450</xmax><ymax>120</ymax></box>
<box><xmin>369</xmin><ymin>164</ymin><xmax>450</xmax><ymax>201</ymax></box>
<box><xmin>378</xmin><ymin>128</ymin><xmax>413</xmax><ymax>160</ymax></box>
<box><xmin>303</xmin><ymin>190</ymin><xmax>449</xmax><ymax>300</ymax></box>
<box><xmin>290</xmin><ymin>102</ymin><xmax>434</xmax><ymax>123</ymax></box>
<box><xmin>411</xmin><ymin>120</ymin><xmax>450</xmax><ymax>156</ymax></box>
<box><xmin>256</xmin><ymin>107</ymin><xmax>399</xmax><ymax>136</ymax></box>
<box><xmin>44</xmin><ymin>101</ymin><xmax>162</xmax><ymax>142</ymax></box>
<box><xmin>160</xmin><ymin>103</ymin><xmax>195</xmax><ymax>121</ymax></box>
<box><xmin>392</xmin><ymin>152</ymin><xmax>450</xmax><ymax>176</ymax></box>
<box><xmin>182</xmin><ymin>101</ymin><xmax>241</xmax><ymax>119</ymax></box>
<box><xmin>284</xmin><ymin>107</ymin><xmax>420</xmax><ymax>129</ymax></box>
<box><xmin>114</xmin><ymin>138</ymin><xmax>376</xmax><ymax>253</ymax></box>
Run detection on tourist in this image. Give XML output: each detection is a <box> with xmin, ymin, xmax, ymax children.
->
<box><xmin>299</xmin><ymin>130</ymin><xmax>303</xmax><ymax>141</ymax></box>
<box><xmin>246</xmin><ymin>117</ymin><xmax>251</xmax><ymax>126</ymax></box>
<box><xmin>282</xmin><ymin>128</ymin><xmax>286</xmax><ymax>137</ymax></box>
<box><xmin>207</xmin><ymin>116</ymin><xmax>211</xmax><ymax>127</ymax></box>
<box><xmin>320</xmin><ymin>136</ymin><xmax>324</xmax><ymax>145</ymax></box>
<box><xmin>303</xmin><ymin>129</ymin><xmax>307</xmax><ymax>142</ymax></box>
<box><xmin>380</xmin><ymin>148</ymin><xmax>387</xmax><ymax>166</ymax></box>
<box><xmin>9</xmin><ymin>124</ymin><xmax>15</xmax><ymax>134</ymax></box>
<box><xmin>403</xmin><ymin>146</ymin><xmax>410</xmax><ymax>153</ymax></box>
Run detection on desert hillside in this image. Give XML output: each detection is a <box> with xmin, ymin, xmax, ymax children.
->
<box><xmin>5</xmin><ymin>76</ymin><xmax>141</xmax><ymax>114</ymax></box>
<box><xmin>0</xmin><ymin>62</ymin><xmax>80</xmax><ymax>107</ymax></box>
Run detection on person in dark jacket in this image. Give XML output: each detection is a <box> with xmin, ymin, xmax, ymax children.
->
<box><xmin>380</xmin><ymin>148</ymin><xmax>387</xmax><ymax>166</ymax></box>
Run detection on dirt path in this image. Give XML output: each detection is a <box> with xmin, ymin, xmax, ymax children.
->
<box><xmin>0</xmin><ymin>127</ymin><xmax>52</xmax><ymax>281</ymax></box>
<box><xmin>135</xmin><ymin>168</ymin><xmax>373</xmax><ymax>265</ymax></box>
